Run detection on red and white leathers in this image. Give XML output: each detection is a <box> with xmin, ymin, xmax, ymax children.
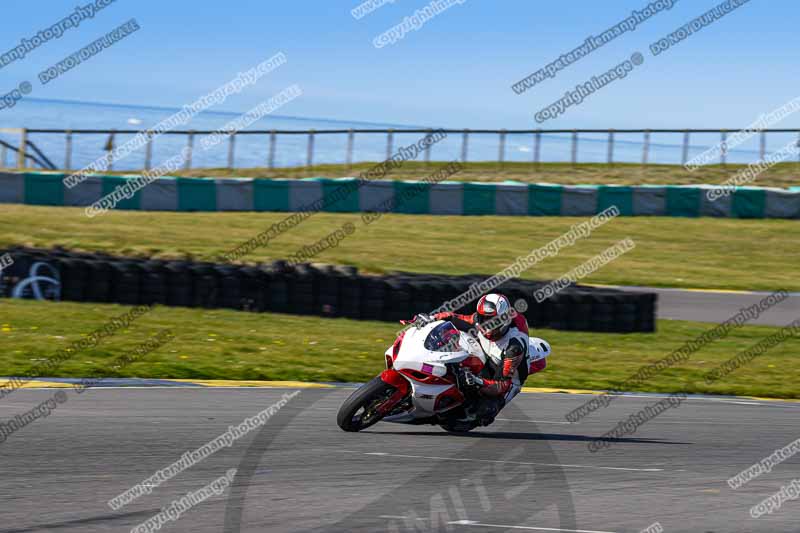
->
<box><xmin>431</xmin><ymin>311</ymin><xmax>547</xmax><ymax>403</ymax></box>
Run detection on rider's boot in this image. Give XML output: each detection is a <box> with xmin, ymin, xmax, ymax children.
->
<box><xmin>477</xmin><ymin>397</ymin><xmax>504</xmax><ymax>426</ymax></box>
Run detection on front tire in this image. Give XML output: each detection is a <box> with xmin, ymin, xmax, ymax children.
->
<box><xmin>337</xmin><ymin>376</ymin><xmax>397</xmax><ymax>432</ymax></box>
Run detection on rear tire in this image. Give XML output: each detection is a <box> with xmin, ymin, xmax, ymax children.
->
<box><xmin>337</xmin><ymin>377</ymin><xmax>397</xmax><ymax>432</ymax></box>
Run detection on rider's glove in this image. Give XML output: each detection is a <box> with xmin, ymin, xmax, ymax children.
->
<box><xmin>412</xmin><ymin>313</ymin><xmax>434</xmax><ymax>327</ymax></box>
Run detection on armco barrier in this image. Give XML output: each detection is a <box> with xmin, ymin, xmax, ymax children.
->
<box><xmin>1</xmin><ymin>171</ymin><xmax>799</xmax><ymax>218</ymax></box>
<box><xmin>0</xmin><ymin>247</ymin><xmax>656</xmax><ymax>333</ymax></box>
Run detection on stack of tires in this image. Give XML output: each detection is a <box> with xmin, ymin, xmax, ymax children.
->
<box><xmin>0</xmin><ymin>247</ymin><xmax>656</xmax><ymax>333</ymax></box>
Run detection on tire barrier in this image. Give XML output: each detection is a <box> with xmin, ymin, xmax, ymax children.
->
<box><xmin>0</xmin><ymin>246</ymin><xmax>656</xmax><ymax>333</ymax></box>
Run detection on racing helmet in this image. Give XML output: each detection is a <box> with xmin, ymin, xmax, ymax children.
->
<box><xmin>474</xmin><ymin>294</ymin><xmax>513</xmax><ymax>341</ymax></box>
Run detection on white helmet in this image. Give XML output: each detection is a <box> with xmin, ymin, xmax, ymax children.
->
<box><xmin>474</xmin><ymin>294</ymin><xmax>513</xmax><ymax>341</ymax></box>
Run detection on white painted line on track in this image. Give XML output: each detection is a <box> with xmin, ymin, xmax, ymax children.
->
<box><xmin>448</xmin><ymin>519</ymin><xmax>617</xmax><ymax>533</ymax></box>
<box><xmin>338</xmin><ymin>450</ymin><xmax>664</xmax><ymax>473</ymax></box>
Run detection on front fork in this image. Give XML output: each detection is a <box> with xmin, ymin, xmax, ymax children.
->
<box><xmin>376</xmin><ymin>369</ymin><xmax>411</xmax><ymax>415</ymax></box>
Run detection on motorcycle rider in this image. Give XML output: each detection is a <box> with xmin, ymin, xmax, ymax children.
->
<box><xmin>409</xmin><ymin>294</ymin><xmax>546</xmax><ymax>425</ymax></box>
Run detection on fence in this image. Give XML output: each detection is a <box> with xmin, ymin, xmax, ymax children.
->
<box><xmin>2</xmin><ymin>127</ymin><xmax>800</xmax><ymax>172</ymax></box>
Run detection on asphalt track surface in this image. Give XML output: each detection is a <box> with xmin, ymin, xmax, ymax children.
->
<box><xmin>621</xmin><ymin>287</ymin><xmax>800</xmax><ymax>326</ymax></box>
<box><xmin>1</xmin><ymin>387</ymin><xmax>798</xmax><ymax>533</ymax></box>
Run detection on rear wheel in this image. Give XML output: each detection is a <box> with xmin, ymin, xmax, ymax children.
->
<box><xmin>337</xmin><ymin>377</ymin><xmax>397</xmax><ymax>432</ymax></box>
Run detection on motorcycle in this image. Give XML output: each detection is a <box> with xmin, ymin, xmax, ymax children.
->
<box><xmin>336</xmin><ymin>319</ymin><xmax>551</xmax><ymax>433</ymax></box>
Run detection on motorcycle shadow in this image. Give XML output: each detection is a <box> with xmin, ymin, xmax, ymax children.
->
<box><xmin>362</xmin><ymin>429</ymin><xmax>691</xmax><ymax>446</ymax></box>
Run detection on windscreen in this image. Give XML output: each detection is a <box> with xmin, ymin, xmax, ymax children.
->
<box><xmin>423</xmin><ymin>322</ymin><xmax>461</xmax><ymax>353</ymax></box>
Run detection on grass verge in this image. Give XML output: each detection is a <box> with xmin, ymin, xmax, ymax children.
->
<box><xmin>1</xmin><ymin>205</ymin><xmax>797</xmax><ymax>291</ymax></box>
<box><xmin>0</xmin><ymin>300</ymin><xmax>797</xmax><ymax>399</ymax></box>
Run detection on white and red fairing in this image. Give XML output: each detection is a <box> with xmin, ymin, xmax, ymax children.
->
<box><xmin>377</xmin><ymin>320</ymin><xmax>553</xmax><ymax>424</ymax></box>
<box><xmin>379</xmin><ymin>321</ymin><xmax>484</xmax><ymax>423</ymax></box>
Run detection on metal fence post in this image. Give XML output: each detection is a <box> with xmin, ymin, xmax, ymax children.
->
<box><xmin>268</xmin><ymin>130</ymin><xmax>276</xmax><ymax>169</ymax></box>
<box><xmin>534</xmin><ymin>129</ymin><xmax>541</xmax><ymax>171</ymax></box>
<box><xmin>386</xmin><ymin>129</ymin><xmax>394</xmax><ymax>160</ymax></box>
<box><xmin>306</xmin><ymin>129</ymin><xmax>315</xmax><ymax>168</ymax></box>
<box><xmin>461</xmin><ymin>129</ymin><xmax>469</xmax><ymax>162</ymax></box>
<box><xmin>642</xmin><ymin>130</ymin><xmax>651</xmax><ymax>166</ymax></box>
<box><xmin>759</xmin><ymin>130</ymin><xmax>766</xmax><ymax>161</ymax></box>
<box><xmin>607</xmin><ymin>129</ymin><xmax>614</xmax><ymax>166</ymax></box>
<box><xmin>185</xmin><ymin>131</ymin><xmax>194</xmax><ymax>170</ymax></box>
<box><xmin>17</xmin><ymin>128</ymin><xmax>27</xmax><ymax>169</ymax></box>
<box><xmin>498</xmin><ymin>129</ymin><xmax>506</xmax><ymax>170</ymax></box>
<box><xmin>720</xmin><ymin>130</ymin><xmax>727</xmax><ymax>166</ymax></box>
<box><xmin>681</xmin><ymin>130</ymin><xmax>690</xmax><ymax>166</ymax></box>
<box><xmin>106</xmin><ymin>130</ymin><xmax>116</xmax><ymax>171</ymax></box>
<box><xmin>0</xmin><ymin>145</ymin><xmax>5</xmax><ymax>168</ymax></box>
<box><xmin>424</xmin><ymin>129</ymin><xmax>432</xmax><ymax>166</ymax></box>
<box><xmin>144</xmin><ymin>131</ymin><xmax>153</xmax><ymax>171</ymax></box>
<box><xmin>570</xmin><ymin>130</ymin><xmax>578</xmax><ymax>167</ymax></box>
<box><xmin>227</xmin><ymin>133</ymin><xmax>236</xmax><ymax>169</ymax></box>
<box><xmin>797</xmin><ymin>132</ymin><xmax>800</xmax><ymax>164</ymax></box>
<box><xmin>346</xmin><ymin>129</ymin><xmax>354</xmax><ymax>171</ymax></box>
<box><xmin>64</xmin><ymin>130</ymin><xmax>73</xmax><ymax>170</ymax></box>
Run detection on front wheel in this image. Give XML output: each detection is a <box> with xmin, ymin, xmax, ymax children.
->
<box><xmin>337</xmin><ymin>376</ymin><xmax>397</xmax><ymax>432</ymax></box>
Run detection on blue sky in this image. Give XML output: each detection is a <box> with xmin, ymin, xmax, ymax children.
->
<box><xmin>0</xmin><ymin>0</ymin><xmax>797</xmax><ymax>129</ymax></box>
